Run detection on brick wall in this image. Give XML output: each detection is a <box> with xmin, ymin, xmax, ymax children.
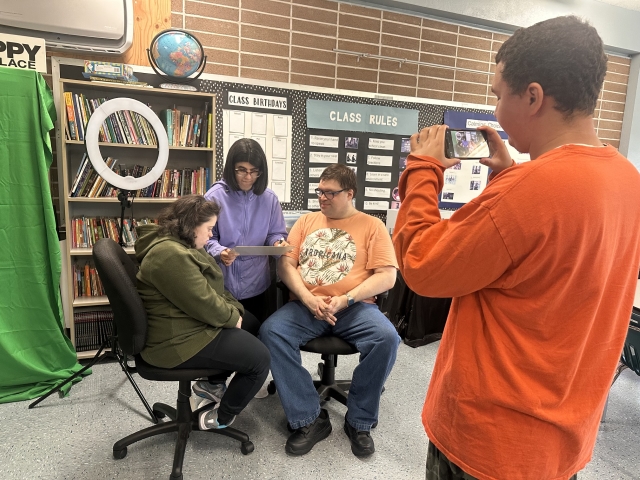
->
<box><xmin>171</xmin><ymin>0</ymin><xmax>630</xmax><ymax>148</ymax></box>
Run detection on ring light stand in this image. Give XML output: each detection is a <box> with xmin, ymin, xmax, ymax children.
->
<box><xmin>84</xmin><ymin>98</ymin><xmax>169</xmax><ymax>246</ymax></box>
<box><xmin>30</xmin><ymin>99</ymin><xmax>170</xmax><ymax>424</ymax></box>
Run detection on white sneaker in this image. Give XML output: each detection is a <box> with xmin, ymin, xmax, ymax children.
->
<box><xmin>198</xmin><ymin>404</ymin><xmax>236</xmax><ymax>430</ymax></box>
<box><xmin>193</xmin><ymin>381</ymin><xmax>227</xmax><ymax>403</ymax></box>
<box><xmin>254</xmin><ymin>381</ymin><xmax>269</xmax><ymax>399</ymax></box>
<box><xmin>191</xmin><ymin>396</ymin><xmax>214</xmax><ymax>411</ymax></box>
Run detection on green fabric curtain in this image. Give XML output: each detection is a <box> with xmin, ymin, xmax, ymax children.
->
<box><xmin>0</xmin><ymin>67</ymin><xmax>85</xmax><ymax>403</ymax></box>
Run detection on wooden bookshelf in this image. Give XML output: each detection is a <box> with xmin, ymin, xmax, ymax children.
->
<box><xmin>55</xmin><ymin>75</ymin><xmax>216</xmax><ymax>358</ymax></box>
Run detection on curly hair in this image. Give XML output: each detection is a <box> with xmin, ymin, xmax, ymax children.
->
<box><xmin>495</xmin><ymin>16</ymin><xmax>607</xmax><ymax>117</ymax></box>
<box><xmin>222</xmin><ymin>138</ymin><xmax>269</xmax><ymax>195</ymax></box>
<box><xmin>320</xmin><ymin>163</ymin><xmax>357</xmax><ymax>196</ymax></box>
<box><xmin>157</xmin><ymin>195</ymin><xmax>220</xmax><ymax>248</ymax></box>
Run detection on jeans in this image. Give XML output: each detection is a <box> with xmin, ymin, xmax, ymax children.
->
<box><xmin>259</xmin><ymin>301</ymin><xmax>400</xmax><ymax>431</ymax></box>
<box><xmin>176</xmin><ymin>310</ymin><xmax>270</xmax><ymax>420</ymax></box>
<box><xmin>425</xmin><ymin>442</ymin><xmax>578</xmax><ymax>480</ymax></box>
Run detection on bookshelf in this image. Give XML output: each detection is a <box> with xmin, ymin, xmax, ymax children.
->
<box><xmin>56</xmin><ymin>77</ymin><xmax>216</xmax><ymax>360</ymax></box>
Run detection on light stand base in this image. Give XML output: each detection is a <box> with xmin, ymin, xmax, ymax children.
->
<box><xmin>28</xmin><ymin>337</ymin><xmax>158</xmax><ymax>424</ymax></box>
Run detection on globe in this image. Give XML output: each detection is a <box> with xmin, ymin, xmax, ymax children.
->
<box><xmin>148</xmin><ymin>29</ymin><xmax>205</xmax><ymax>82</ymax></box>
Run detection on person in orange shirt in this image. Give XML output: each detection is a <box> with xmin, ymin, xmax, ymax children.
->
<box><xmin>393</xmin><ymin>16</ymin><xmax>640</xmax><ymax>480</ymax></box>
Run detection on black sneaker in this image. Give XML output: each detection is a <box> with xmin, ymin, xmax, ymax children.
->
<box><xmin>343</xmin><ymin>416</ymin><xmax>375</xmax><ymax>457</ymax></box>
<box><xmin>285</xmin><ymin>409</ymin><xmax>332</xmax><ymax>455</ymax></box>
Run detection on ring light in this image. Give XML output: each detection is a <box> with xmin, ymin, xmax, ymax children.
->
<box><xmin>84</xmin><ymin>98</ymin><xmax>169</xmax><ymax>191</ymax></box>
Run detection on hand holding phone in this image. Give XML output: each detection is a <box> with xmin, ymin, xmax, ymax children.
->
<box><xmin>410</xmin><ymin>125</ymin><xmax>460</xmax><ymax>168</ymax></box>
<box><xmin>476</xmin><ymin>126</ymin><xmax>513</xmax><ymax>175</ymax></box>
<box><xmin>444</xmin><ymin>129</ymin><xmax>490</xmax><ymax>159</ymax></box>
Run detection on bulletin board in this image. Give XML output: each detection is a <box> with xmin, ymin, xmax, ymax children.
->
<box><xmin>57</xmin><ymin>60</ymin><xmax>494</xmax><ymax>216</ymax></box>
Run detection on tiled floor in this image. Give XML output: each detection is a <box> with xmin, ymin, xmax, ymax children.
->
<box><xmin>2</xmin><ymin>342</ymin><xmax>639</xmax><ymax>479</ymax></box>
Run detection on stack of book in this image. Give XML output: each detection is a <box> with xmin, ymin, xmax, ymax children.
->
<box><xmin>143</xmin><ymin>166</ymin><xmax>211</xmax><ymax>198</ymax></box>
<box><xmin>69</xmin><ymin>154</ymin><xmax>211</xmax><ymax>198</ymax></box>
<box><xmin>74</xmin><ymin>310</ymin><xmax>114</xmax><ymax>352</ymax></box>
<box><xmin>160</xmin><ymin>102</ymin><xmax>211</xmax><ymax>148</ymax></box>
<box><xmin>71</xmin><ymin>216</ymin><xmax>157</xmax><ymax>249</ymax></box>
<box><xmin>69</xmin><ymin>154</ymin><xmax>118</xmax><ymax>197</ymax></box>
<box><xmin>64</xmin><ymin>91</ymin><xmax>158</xmax><ymax>145</ymax></box>
<box><xmin>73</xmin><ymin>262</ymin><xmax>105</xmax><ymax>299</ymax></box>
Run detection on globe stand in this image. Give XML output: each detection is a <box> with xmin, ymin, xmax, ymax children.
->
<box><xmin>159</xmin><ymin>82</ymin><xmax>198</xmax><ymax>92</ymax></box>
<box><xmin>146</xmin><ymin>29</ymin><xmax>207</xmax><ymax>92</ymax></box>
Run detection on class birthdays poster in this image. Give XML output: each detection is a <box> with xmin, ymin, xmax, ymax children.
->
<box><xmin>305</xmin><ymin>100</ymin><xmax>418</xmax><ymax>212</ymax></box>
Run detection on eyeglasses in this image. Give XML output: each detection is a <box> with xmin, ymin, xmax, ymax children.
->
<box><xmin>315</xmin><ymin>188</ymin><xmax>346</xmax><ymax>199</ymax></box>
<box><xmin>235</xmin><ymin>168</ymin><xmax>261</xmax><ymax>177</ymax></box>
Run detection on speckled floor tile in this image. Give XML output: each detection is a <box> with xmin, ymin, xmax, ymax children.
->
<box><xmin>1</xmin><ymin>342</ymin><xmax>638</xmax><ymax>479</ymax></box>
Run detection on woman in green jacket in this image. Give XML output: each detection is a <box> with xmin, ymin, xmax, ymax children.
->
<box><xmin>135</xmin><ymin>195</ymin><xmax>270</xmax><ymax>429</ymax></box>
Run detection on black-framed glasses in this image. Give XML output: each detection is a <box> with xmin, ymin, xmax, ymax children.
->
<box><xmin>315</xmin><ymin>188</ymin><xmax>346</xmax><ymax>199</ymax></box>
<box><xmin>235</xmin><ymin>168</ymin><xmax>261</xmax><ymax>177</ymax></box>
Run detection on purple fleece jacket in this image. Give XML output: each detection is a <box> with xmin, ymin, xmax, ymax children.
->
<box><xmin>204</xmin><ymin>180</ymin><xmax>287</xmax><ymax>300</ymax></box>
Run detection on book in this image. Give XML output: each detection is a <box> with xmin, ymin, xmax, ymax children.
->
<box><xmin>160</xmin><ymin>109</ymin><xmax>173</xmax><ymax>146</ymax></box>
<box><xmin>72</xmin><ymin>93</ymin><xmax>85</xmax><ymax>141</ymax></box>
<box><xmin>64</xmin><ymin>92</ymin><xmax>77</xmax><ymax>140</ymax></box>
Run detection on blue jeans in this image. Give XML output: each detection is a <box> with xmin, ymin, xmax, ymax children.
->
<box><xmin>259</xmin><ymin>301</ymin><xmax>400</xmax><ymax>431</ymax></box>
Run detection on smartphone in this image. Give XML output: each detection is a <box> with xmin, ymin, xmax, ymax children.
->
<box><xmin>444</xmin><ymin>128</ymin><xmax>490</xmax><ymax>159</ymax></box>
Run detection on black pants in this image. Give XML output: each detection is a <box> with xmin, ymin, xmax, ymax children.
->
<box><xmin>175</xmin><ymin>310</ymin><xmax>270</xmax><ymax>420</ymax></box>
<box><xmin>426</xmin><ymin>441</ymin><xmax>577</xmax><ymax>480</ymax></box>
<box><xmin>239</xmin><ymin>290</ymin><xmax>273</xmax><ymax>323</ymax></box>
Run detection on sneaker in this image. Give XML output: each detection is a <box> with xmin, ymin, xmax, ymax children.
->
<box><xmin>285</xmin><ymin>409</ymin><xmax>332</xmax><ymax>455</ymax></box>
<box><xmin>191</xmin><ymin>396</ymin><xmax>214</xmax><ymax>412</ymax></box>
<box><xmin>254</xmin><ymin>381</ymin><xmax>269</xmax><ymax>399</ymax></box>
<box><xmin>198</xmin><ymin>404</ymin><xmax>236</xmax><ymax>430</ymax></box>
<box><xmin>343</xmin><ymin>415</ymin><xmax>375</xmax><ymax>457</ymax></box>
<box><xmin>193</xmin><ymin>381</ymin><xmax>227</xmax><ymax>403</ymax></box>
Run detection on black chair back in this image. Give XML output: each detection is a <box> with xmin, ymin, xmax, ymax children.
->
<box><xmin>93</xmin><ymin>238</ymin><xmax>147</xmax><ymax>356</ymax></box>
<box><xmin>622</xmin><ymin>308</ymin><xmax>640</xmax><ymax>375</ymax></box>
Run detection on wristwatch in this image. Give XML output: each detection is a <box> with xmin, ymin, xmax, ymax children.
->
<box><xmin>345</xmin><ymin>293</ymin><xmax>355</xmax><ymax>307</ymax></box>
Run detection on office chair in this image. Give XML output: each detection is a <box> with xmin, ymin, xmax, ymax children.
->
<box><xmin>93</xmin><ymin>239</ymin><xmax>253</xmax><ymax>480</ymax></box>
<box><xmin>602</xmin><ymin>307</ymin><xmax>640</xmax><ymax>422</ymax></box>
<box><xmin>270</xmin><ymin>282</ymin><xmax>389</xmax><ymax>410</ymax></box>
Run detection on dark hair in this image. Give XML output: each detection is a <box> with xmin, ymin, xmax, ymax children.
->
<box><xmin>495</xmin><ymin>16</ymin><xmax>607</xmax><ymax>117</ymax></box>
<box><xmin>157</xmin><ymin>195</ymin><xmax>220</xmax><ymax>247</ymax></box>
<box><xmin>222</xmin><ymin>138</ymin><xmax>269</xmax><ymax>195</ymax></box>
<box><xmin>320</xmin><ymin>164</ymin><xmax>357</xmax><ymax>196</ymax></box>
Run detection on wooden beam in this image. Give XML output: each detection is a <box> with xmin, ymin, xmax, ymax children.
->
<box><xmin>123</xmin><ymin>0</ymin><xmax>171</xmax><ymax>66</ymax></box>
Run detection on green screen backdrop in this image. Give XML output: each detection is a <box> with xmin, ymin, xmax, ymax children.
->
<box><xmin>0</xmin><ymin>67</ymin><xmax>86</xmax><ymax>403</ymax></box>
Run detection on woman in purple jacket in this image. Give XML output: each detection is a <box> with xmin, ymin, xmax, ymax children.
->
<box><xmin>204</xmin><ymin>138</ymin><xmax>288</xmax><ymax>323</ymax></box>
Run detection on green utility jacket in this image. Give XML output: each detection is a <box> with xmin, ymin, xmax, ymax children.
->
<box><xmin>135</xmin><ymin>224</ymin><xmax>244</xmax><ymax>368</ymax></box>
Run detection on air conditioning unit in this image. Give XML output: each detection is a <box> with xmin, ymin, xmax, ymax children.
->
<box><xmin>0</xmin><ymin>0</ymin><xmax>133</xmax><ymax>55</ymax></box>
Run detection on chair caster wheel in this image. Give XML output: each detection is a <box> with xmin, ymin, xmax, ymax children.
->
<box><xmin>153</xmin><ymin>409</ymin><xmax>166</xmax><ymax>419</ymax></box>
<box><xmin>267</xmin><ymin>381</ymin><xmax>277</xmax><ymax>395</ymax></box>
<box><xmin>113</xmin><ymin>447</ymin><xmax>127</xmax><ymax>459</ymax></box>
<box><xmin>241</xmin><ymin>441</ymin><xmax>254</xmax><ymax>455</ymax></box>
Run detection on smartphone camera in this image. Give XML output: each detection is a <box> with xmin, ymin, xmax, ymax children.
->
<box><xmin>444</xmin><ymin>128</ymin><xmax>489</xmax><ymax>159</ymax></box>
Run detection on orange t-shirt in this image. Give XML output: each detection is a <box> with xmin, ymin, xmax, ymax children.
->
<box><xmin>285</xmin><ymin>210</ymin><xmax>398</xmax><ymax>301</ymax></box>
<box><xmin>393</xmin><ymin>145</ymin><xmax>640</xmax><ymax>480</ymax></box>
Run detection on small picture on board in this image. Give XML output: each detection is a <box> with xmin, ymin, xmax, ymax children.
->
<box><xmin>346</xmin><ymin>152</ymin><xmax>358</xmax><ymax>164</ymax></box>
<box><xmin>345</xmin><ymin>137</ymin><xmax>359</xmax><ymax>149</ymax></box>
<box><xmin>472</xmin><ymin>165</ymin><xmax>481</xmax><ymax>175</ymax></box>
<box><xmin>392</xmin><ymin>187</ymin><xmax>400</xmax><ymax>201</ymax></box>
<box><xmin>443</xmin><ymin>192</ymin><xmax>455</xmax><ymax>200</ymax></box>
<box><xmin>399</xmin><ymin>156</ymin><xmax>407</xmax><ymax>171</ymax></box>
<box><xmin>470</xmin><ymin>180</ymin><xmax>481</xmax><ymax>191</ymax></box>
<box><xmin>401</xmin><ymin>138</ymin><xmax>411</xmax><ymax>153</ymax></box>
<box><xmin>450</xmin><ymin>163</ymin><xmax>462</xmax><ymax>170</ymax></box>
<box><xmin>348</xmin><ymin>166</ymin><xmax>357</xmax><ymax>175</ymax></box>
<box><xmin>445</xmin><ymin>174</ymin><xmax>457</xmax><ymax>185</ymax></box>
